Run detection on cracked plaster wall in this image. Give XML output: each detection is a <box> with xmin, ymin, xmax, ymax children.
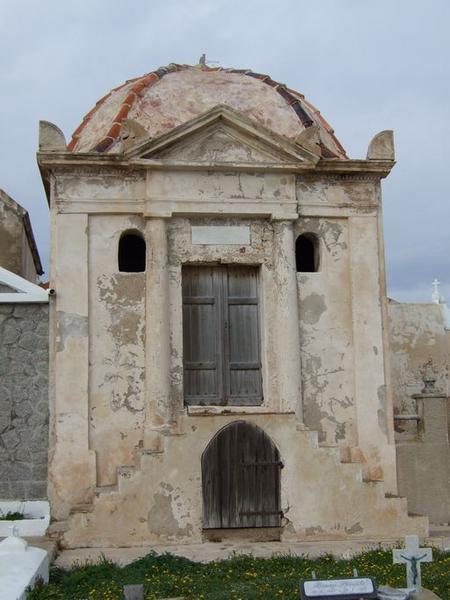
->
<box><xmin>82</xmin><ymin>211</ymin><xmax>305</xmax><ymax>491</ymax></box>
<box><xmin>65</xmin><ymin>413</ymin><xmax>427</xmax><ymax>548</ymax></box>
<box><xmin>89</xmin><ymin>215</ymin><xmax>146</xmax><ymax>486</ymax></box>
<box><xmin>295</xmin><ymin>217</ymin><xmax>356</xmax><ymax>447</ymax></box>
<box><xmin>295</xmin><ymin>177</ymin><xmax>396</xmax><ymax>489</ymax></box>
<box><xmin>78</xmin><ymin>179</ymin><xmax>392</xmax><ymax>489</ymax></box>
<box><xmin>0</xmin><ymin>303</ymin><xmax>48</xmax><ymax>499</ymax></box>
<box><xmin>48</xmin><ymin>148</ymin><xmax>402</xmax><ymax>530</ymax></box>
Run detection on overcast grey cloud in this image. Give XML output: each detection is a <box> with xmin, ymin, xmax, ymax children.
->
<box><xmin>0</xmin><ymin>0</ymin><xmax>449</xmax><ymax>302</ymax></box>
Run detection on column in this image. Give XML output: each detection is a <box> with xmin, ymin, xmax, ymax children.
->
<box><xmin>272</xmin><ymin>220</ymin><xmax>303</xmax><ymax>420</ymax></box>
<box><xmin>144</xmin><ymin>218</ymin><xmax>171</xmax><ymax>448</ymax></box>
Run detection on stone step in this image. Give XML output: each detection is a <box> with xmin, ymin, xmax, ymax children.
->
<box><xmin>134</xmin><ymin>447</ymin><xmax>165</xmax><ymax>469</ymax></box>
<box><xmin>70</xmin><ymin>504</ymin><xmax>93</xmax><ymax>514</ymax></box>
<box><xmin>117</xmin><ymin>465</ymin><xmax>136</xmax><ymax>477</ymax></box>
<box><xmin>95</xmin><ymin>485</ymin><xmax>118</xmax><ymax>495</ymax></box>
<box><xmin>46</xmin><ymin>520</ymin><xmax>69</xmax><ymax>537</ymax></box>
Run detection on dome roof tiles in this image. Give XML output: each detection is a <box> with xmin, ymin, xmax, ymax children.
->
<box><xmin>68</xmin><ymin>64</ymin><xmax>347</xmax><ymax>160</ymax></box>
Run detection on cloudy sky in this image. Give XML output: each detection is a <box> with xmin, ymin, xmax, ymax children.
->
<box><xmin>1</xmin><ymin>0</ymin><xmax>449</xmax><ymax>301</ymax></box>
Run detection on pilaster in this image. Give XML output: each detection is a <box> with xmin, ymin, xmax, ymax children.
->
<box><xmin>272</xmin><ymin>220</ymin><xmax>303</xmax><ymax>419</ymax></box>
<box><xmin>144</xmin><ymin>217</ymin><xmax>172</xmax><ymax>447</ymax></box>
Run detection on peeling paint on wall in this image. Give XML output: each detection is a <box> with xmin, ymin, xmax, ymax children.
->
<box><xmin>377</xmin><ymin>385</ymin><xmax>387</xmax><ymax>435</ymax></box>
<box><xmin>297</xmin><ymin>217</ymin><xmax>356</xmax><ymax>447</ymax></box>
<box><xmin>56</xmin><ymin>311</ymin><xmax>88</xmax><ymax>352</ymax></box>
<box><xmin>300</xmin><ymin>293</ymin><xmax>326</xmax><ymax>325</ymax></box>
<box><xmin>147</xmin><ymin>487</ymin><xmax>193</xmax><ymax>539</ymax></box>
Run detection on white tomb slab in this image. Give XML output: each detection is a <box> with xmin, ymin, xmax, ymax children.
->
<box><xmin>191</xmin><ymin>225</ymin><xmax>250</xmax><ymax>245</ymax></box>
<box><xmin>0</xmin><ymin>530</ymin><xmax>49</xmax><ymax>600</ymax></box>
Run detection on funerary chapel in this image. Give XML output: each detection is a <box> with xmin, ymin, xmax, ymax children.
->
<box><xmin>15</xmin><ymin>61</ymin><xmax>447</xmax><ymax>547</ymax></box>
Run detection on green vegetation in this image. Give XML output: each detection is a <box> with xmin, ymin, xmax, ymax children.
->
<box><xmin>29</xmin><ymin>548</ymin><xmax>450</xmax><ymax>600</ymax></box>
<box><xmin>0</xmin><ymin>510</ymin><xmax>25</xmax><ymax>520</ymax></box>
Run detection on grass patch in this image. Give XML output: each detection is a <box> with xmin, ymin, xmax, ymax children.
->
<box><xmin>0</xmin><ymin>510</ymin><xmax>25</xmax><ymax>520</ymax></box>
<box><xmin>28</xmin><ymin>548</ymin><xmax>450</xmax><ymax>599</ymax></box>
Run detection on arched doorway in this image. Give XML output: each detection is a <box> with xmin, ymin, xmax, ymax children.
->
<box><xmin>202</xmin><ymin>421</ymin><xmax>282</xmax><ymax>529</ymax></box>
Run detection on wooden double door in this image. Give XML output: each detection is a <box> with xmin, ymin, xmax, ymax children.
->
<box><xmin>182</xmin><ymin>265</ymin><xmax>262</xmax><ymax>406</ymax></box>
<box><xmin>202</xmin><ymin>421</ymin><xmax>282</xmax><ymax>529</ymax></box>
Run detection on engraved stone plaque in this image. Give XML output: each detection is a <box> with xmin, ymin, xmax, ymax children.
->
<box><xmin>191</xmin><ymin>226</ymin><xmax>250</xmax><ymax>245</ymax></box>
<box><xmin>300</xmin><ymin>577</ymin><xmax>377</xmax><ymax>599</ymax></box>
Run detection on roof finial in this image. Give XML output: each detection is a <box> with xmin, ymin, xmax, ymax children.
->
<box><xmin>199</xmin><ymin>53</ymin><xmax>206</xmax><ymax>66</ymax></box>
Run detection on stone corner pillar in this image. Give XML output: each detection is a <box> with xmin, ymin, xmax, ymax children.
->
<box><xmin>48</xmin><ymin>212</ymin><xmax>96</xmax><ymax>520</ymax></box>
<box><xmin>349</xmin><ymin>212</ymin><xmax>397</xmax><ymax>493</ymax></box>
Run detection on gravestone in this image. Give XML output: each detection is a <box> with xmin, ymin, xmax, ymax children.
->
<box><xmin>300</xmin><ymin>576</ymin><xmax>377</xmax><ymax>599</ymax></box>
<box><xmin>123</xmin><ymin>587</ymin><xmax>184</xmax><ymax>600</ymax></box>
<box><xmin>393</xmin><ymin>535</ymin><xmax>432</xmax><ymax>593</ymax></box>
<box><xmin>123</xmin><ymin>585</ymin><xmax>143</xmax><ymax>600</ymax></box>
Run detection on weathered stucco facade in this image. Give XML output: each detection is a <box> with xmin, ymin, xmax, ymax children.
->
<box><xmin>0</xmin><ymin>189</ymin><xmax>43</xmax><ymax>283</ymax></box>
<box><xmin>38</xmin><ymin>63</ymin><xmax>429</xmax><ymax>547</ymax></box>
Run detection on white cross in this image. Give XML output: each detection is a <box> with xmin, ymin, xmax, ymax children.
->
<box><xmin>393</xmin><ymin>535</ymin><xmax>433</xmax><ymax>592</ymax></box>
<box><xmin>432</xmin><ymin>278</ymin><xmax>441</xmax><ymax>304</ymax></box>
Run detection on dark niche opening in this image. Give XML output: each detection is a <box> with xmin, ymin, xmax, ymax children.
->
<box><xmin>118</xmin><ymin>232</ymin><xmax>146</xmax><ymax>273</ymax></box>
<box><xmin>295</xmin><ymin>233</ymin><xmax>319</xmax><ymax>273</ymax></box>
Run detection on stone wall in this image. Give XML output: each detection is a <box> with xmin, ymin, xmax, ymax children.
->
<box><xmin>388</xmin><ymin>301</ymin><xmax>449</xmax><ymax>432</ymax></box>
<box><xmin>0</xmin><ymin>303</ymin><xmax>49</xmax><ymax>499</ymax></box>
<box><xmin>389</xmin><ymin>300</ymin><xmax>450</xmax><ymax>524</ymax></box>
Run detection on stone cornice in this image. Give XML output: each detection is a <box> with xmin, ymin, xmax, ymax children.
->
<box><xmin>38</xmin><ymin>152</ymin><xmax>394</xmax><ymax>205</ymax></box>
<box><xmin>38</xmin><ymin>153</ymin><xmax>394</xmax><ymax>175</ymax></box>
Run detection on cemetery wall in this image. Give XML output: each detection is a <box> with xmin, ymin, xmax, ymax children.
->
<box><xmin>0</xmin><ymin>303</ymin><xmax>49</xmax><ymax>499</ymax></box>
<box><xmin>389</xmin><ymin>301</ymin><xmax>450</xmax><ymax>524</ymax></box>
<box><xmin>388</xmin><ymin>301</ymin><xmax>449</xmax><ymax>428</ymax></box>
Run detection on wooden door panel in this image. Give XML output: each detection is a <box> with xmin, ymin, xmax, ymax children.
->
<box><xmin>226</xmin><ymin>268</ymin><xmax>262</xmax><ymax>405</ymax></box>
<box><xmin>227</xmin><ymin>298</ymin><xmax>263</xmax><ymax>405</ymax></box>
<box><xmin>182</xmin><ymin>266</ymin><xmax>222</xmax><ymax>404</ymax></box>
<box><xmin>228</xmin><ymin>305</ymin><xmax>260</xmax><ymax>362</ymax></box>
<box><xmin>202</xmin><ymin>421</ymin><xmax>282</xmax><ymax>529</ymax></box>
<box><xmin>182</xmin><ymin>265</ymin><xmax>262</xmax><ymax>405</ymax></box>
<box><xmin>226</xmin><ymin>266</ymin><xmax>258</xmax><ymax>297</ymax></box>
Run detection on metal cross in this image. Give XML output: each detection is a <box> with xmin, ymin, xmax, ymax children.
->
<box><xmin>392</xmin><ymin>535</ymin><xmax>432</xmax><ymax>592</ymax></box>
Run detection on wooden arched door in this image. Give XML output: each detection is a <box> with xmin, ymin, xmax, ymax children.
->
<box><xmin>202</xmin><ymin>421</ymin><xmax>282</xmax><ymax>529</ymax></box>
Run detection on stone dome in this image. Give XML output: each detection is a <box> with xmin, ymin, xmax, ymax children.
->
<box><xmin>68</xmin><ymin>63</ymin><xmax>347</xmax><ymax>159</ymax></box>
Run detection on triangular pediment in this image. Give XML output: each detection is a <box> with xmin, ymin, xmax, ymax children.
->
<box><xmin>124</xmin><ymin>105</ymin><xmax>319</xmax><ymax>166</ymax></box>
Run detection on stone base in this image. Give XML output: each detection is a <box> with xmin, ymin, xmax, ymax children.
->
<box><xmin>204</xmin><ymin>527</ymin><xmax>281</xmax><ymax>543</ymax></box>
<box><xmin>60</xmin><ymin>414</ymin><xmax>428</xmax><ymax>548</ymax></box>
